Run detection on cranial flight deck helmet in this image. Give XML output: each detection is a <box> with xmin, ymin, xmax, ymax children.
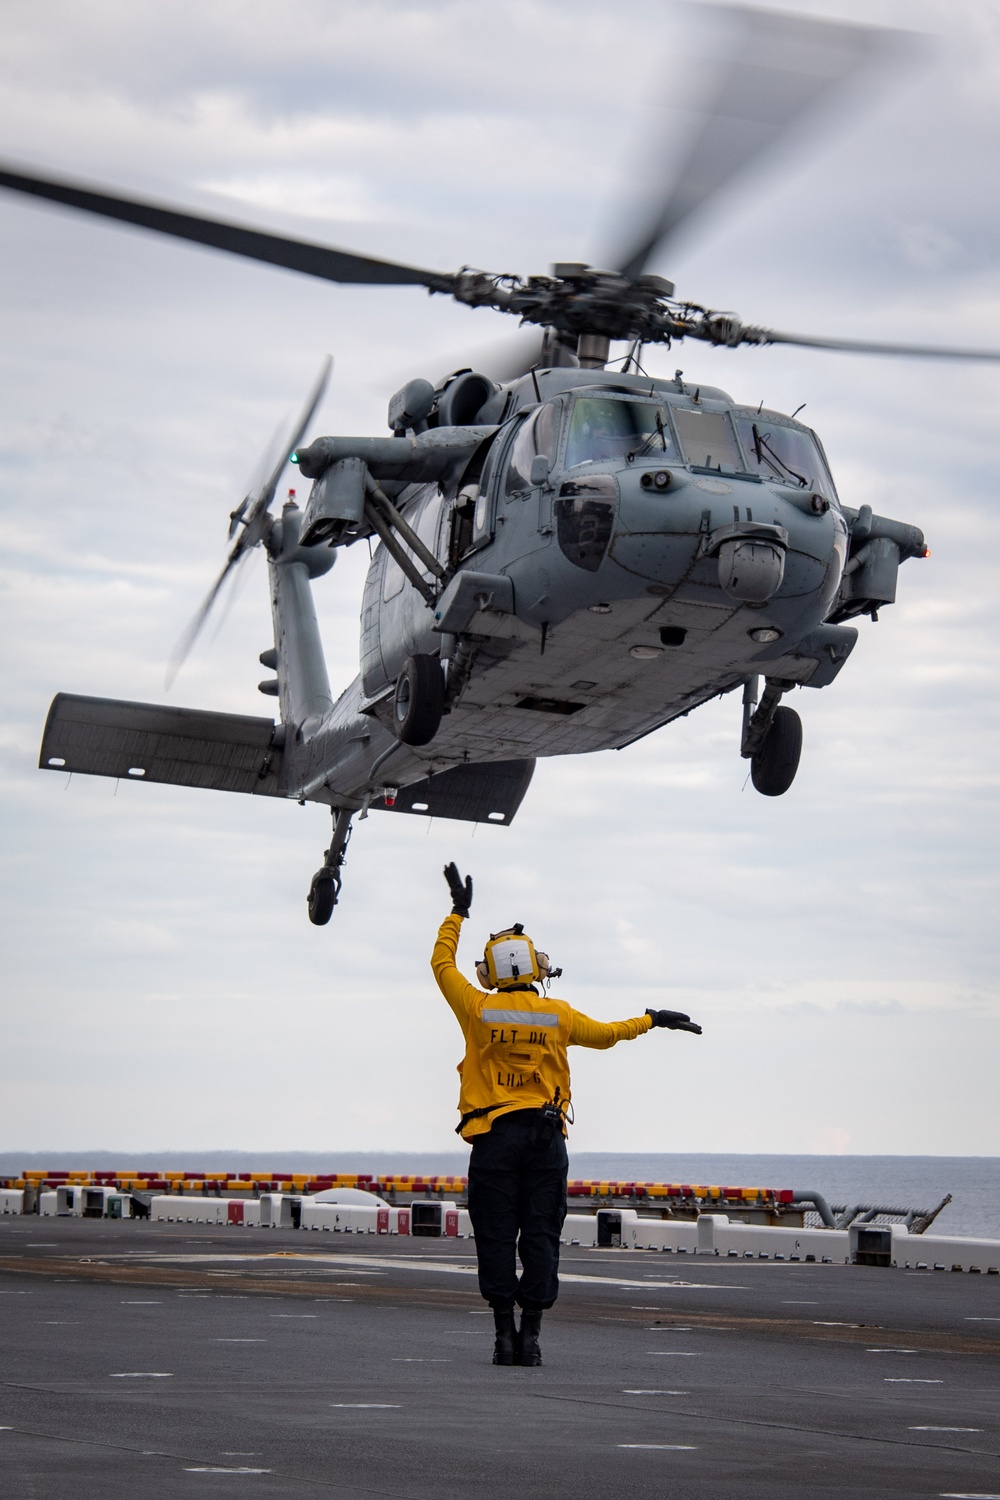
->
<box><xmin>476</xmin><ymin>924</ymin><xmax>562</xmax><ymax>991</ymax></box>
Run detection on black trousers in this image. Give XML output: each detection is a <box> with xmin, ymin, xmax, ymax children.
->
<box><xmin>467</xmin><ymin>1109</ymin><xmax>568</xmax><ymax>1312</ymax></box>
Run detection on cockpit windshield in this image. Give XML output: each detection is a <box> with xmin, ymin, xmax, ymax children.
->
<box><xmin>564</xmin><ymin>397</ymin><xmax>677</xmax><ymax>468</ymax></box>
<box><xmin>734</xmin><ymin>413</ymin><xmax>837</xmax><ymax>499</ymax></box>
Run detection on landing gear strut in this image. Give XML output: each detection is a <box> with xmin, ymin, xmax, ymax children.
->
<box><xmin>741</xmin><ymin>676</ymin><xmax>802</xmax><ymax>797</ymax></box>
<box><xmin>307</xmin><ymin>806</ymin><xmax>354</xmax><ymax>926</ymax></box>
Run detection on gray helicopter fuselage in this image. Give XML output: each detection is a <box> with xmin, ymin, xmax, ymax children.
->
<box><xmin>280</xmin><ymin>366</ymin><xmax>923</xmax><ymax>809</ymax></box>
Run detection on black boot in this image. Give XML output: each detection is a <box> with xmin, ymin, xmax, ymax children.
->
<box><xmin>492</xmin><ymin>1307</ymin><xmax>517</xmax><ymax>1366</ymax></box>
<box><xmin>517</xmin><ymin>1309</ymin><xmax>543</xmax><ymax>1367</ymax></box>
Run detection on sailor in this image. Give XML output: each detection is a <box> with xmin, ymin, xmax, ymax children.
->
<box><xmin>432</xmin><ymin>862</ymin><xmax>703</xmax><ymax>1368</ymax></box>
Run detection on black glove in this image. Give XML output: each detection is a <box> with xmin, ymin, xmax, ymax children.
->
<box><xmin>444</xmin><ymin>862</ymin><xmax>473</xmax><ymax>918</ymax></box>
<box><xmin>646</xmin><ymin>1007</ymin><xmax>702</xmax><ymax>1035</ymax></box>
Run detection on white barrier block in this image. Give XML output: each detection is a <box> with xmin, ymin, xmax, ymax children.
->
<box><xmin>698</xmin><ymin>1213</ymin><xmax>849</xmax><ymax>1263</ymax></box>
<box><xmin>632</xmin><ymin>1218</ymin><xmax>699</xmax><ymax>1253</ymax></box>
<box><xmin>150</xmin><ymin>1194</ymin><xmax>255</xmax><ymax>1225</ymax></box>
<box><xmin>299</xmin><ymin>1202</ymin><xmax>381</xmax><ymax>1234</ymax></box>
<box><xmin>174</xmin><ymin>1197</ymin><xmax>227</xmax><ymax>1225</ymax></box>
<box><xmin>890</xmin><ymin>1223</ymin><xmax>1000</xmax><ymax>1274</ymax></box>
<box><xmin>39</xmin><ymin>1190</ymin><xmax>58</xmax><ymax>1216</ymax></box>
<box><xmin>562</xmin><ymin>1211</ymin><xmax>599</xmax><ymax>1247</ymax></box>
<box><xmin>56</xmin><ymin>1185</ymin><xmax>87</xmax><ymax>1216</ymax></box>
<box><xmin>0</xmin><ymin>1189</ymin><xmax>24</xmax><ymax>1214</ymax></box>
<box><xmin>561</xmin><ymin>1212</ymin><xmax>698</xmax><ymax>1253</ymax></box>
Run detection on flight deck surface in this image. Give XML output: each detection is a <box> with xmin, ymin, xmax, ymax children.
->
<box><xmin>1</xmin><ymin>1217</ymin><xmax>998</xmax><ymax>1498</ymax></box>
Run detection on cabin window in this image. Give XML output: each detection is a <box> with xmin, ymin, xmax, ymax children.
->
<box><xmin>564</xmin><ymin>397</ymin><xmax>676</xmax><ymax>469</ymax></box>
<box><xmin>382</xmin><ymin>489</ymin><xmax>443</xmax><ymax>602</ymax></box>
<box><xmin>671</xmin><ymin>407</ymin><xmax>743</xmax><ymax>472</ymax></box>
<box><xmin>734</xmin><ymin>415</ymin><xmax>837</xmax><ymax>497</ymax></box>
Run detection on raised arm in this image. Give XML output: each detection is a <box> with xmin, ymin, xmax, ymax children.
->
<box><xmin>430</xmin><ymin>864</ymin><xmax>483</xmax><ymax>1034</ymax></box>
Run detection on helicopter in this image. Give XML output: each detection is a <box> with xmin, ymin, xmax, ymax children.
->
<box><xmin>10</xmin><ymin>6</ymin><xmax>1000</xmax><ymax>925</ymax></box>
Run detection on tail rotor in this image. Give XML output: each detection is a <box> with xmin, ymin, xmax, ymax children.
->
<box><xmin>166</xmin><ymin>356</ymin><xmax>332</xmax><ymax>686</ymax></box>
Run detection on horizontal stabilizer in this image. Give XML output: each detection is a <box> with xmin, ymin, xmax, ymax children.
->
<box><xmin>372</xmin><ymin>759</ymin><xmax>535</xmax><ymax>825</ymax></box>
<box><xmin>39</xmin><ymin>694</ymin><xmax>284</xmax><ymax>796</ymax></box>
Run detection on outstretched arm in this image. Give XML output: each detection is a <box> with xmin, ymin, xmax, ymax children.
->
<box><xmin>568</xmin><ymin>1007</ymin><xmax>654</xmax><ymax>1050</ymax></box>
<box><xmin>569</xmin><ymin>1006</ymin><xmax>703</xmax><ymax>1049</ymax></box>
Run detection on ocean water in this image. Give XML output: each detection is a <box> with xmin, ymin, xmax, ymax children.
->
<box><xmin>4</xmin><ymin>1151</ymin><xmax>998</xmax><ymax>1239</ymax></box>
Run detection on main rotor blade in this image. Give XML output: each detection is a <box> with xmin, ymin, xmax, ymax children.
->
<box><xmin>745</xmin><ymin>328</ymin><xmax>1000</xmax><ymax>362</ymax></box>
<box><xmin>614</xmin><ymin>6</ymin><xmax>899</xmax><ymax>281</ymax></box>
<box><xmin>0</xmin><ymin>162</ymin><xmax>454</xmax><ymax>291</ymax></box>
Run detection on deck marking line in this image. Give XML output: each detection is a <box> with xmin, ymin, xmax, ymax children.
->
<box><xmin>330</xmin><ymin>1403</ymin><xmax>401</xmax><ymax>1409</ymax></box>
<box><xmin>109</xmin><ymin>1250</ymin><xmax>742</xmax><ymax>1290</ymax></box>
<box><xmin>535</xmin><ymin>1394</ymin><xmax>1000</xmax><ymax>1458</ymax></box>
<box><xmin>911</xmin><ymin>1427</ymin><xmax>982</xmax><ymax>1433</ymax></box>
<box><xmin>185</xmin><ymin>1466</ymin><xmax>271</xmax><ymax>1474</ymax></box>
<box><xmin>885</xmin><ymin>1378</ymin><xmax>943</xmax><ymax>1383</ymax></box>
<box><xmin>623</xmin><ymin>1390</ymin><xmax>689</xmax><ymax>1395</ymax></box>
<box><xmin>618</xmin><ymin>1444</ymin><xmax>698</xmax><ymax>1450</ymax></box>
<box><xmin>109</xmin><ymin>1372</ymin><xmax>173</xmax><ymax>1378</ymax></box>
<box><xmin>866</xmin><ymin>1348</ymin><xmax>917</xmax><ymax>1354</ymax></box>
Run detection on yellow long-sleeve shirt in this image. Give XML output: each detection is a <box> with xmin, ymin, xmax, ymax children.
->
<box><xmin>431</xmin><ymin>913</ymin><xmax>653</xmax><ymax>1140</ymax></box>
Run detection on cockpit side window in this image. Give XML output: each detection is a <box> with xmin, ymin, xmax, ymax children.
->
<box><xmin>734</xmin><ymin>414</ymin><xmax>838</xmax><ymax>498</ymax></box>
<box><xmin>502</xmin><ymin>401</ymin><xmax>562</xmax><ymax>498</ymax></box>
<box><xmin>503</xmin><ymin>411</ymin><xmax>539</xmax><ymax>498</ymax></box>
<box><xmin>564</xmin><ymin>397</ymin><xmax>676</xmax><ymax>469</ymax></box>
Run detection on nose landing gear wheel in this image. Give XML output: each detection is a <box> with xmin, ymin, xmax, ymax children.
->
<box><xmin>750</xmin><ymin>705</ymin><xmax>802</xmax><ymax>796</ymax></box>
<box><xmin>393</xmin><ymin>653</ymin><xmax>445</xmax><ymax>745</ymax></box>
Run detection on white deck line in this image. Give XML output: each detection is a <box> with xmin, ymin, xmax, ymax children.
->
<box><xmin>111</xmin><ymin>1250</ymin><xmax>745</xmax><ymax>1291</ymax></box>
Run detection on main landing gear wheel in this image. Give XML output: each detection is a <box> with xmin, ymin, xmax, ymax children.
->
<box><xmin>393</xmin><ymin>653</ymin><xmax>444</xmax><ymax>746</ymax></box>
<box><xmin>306</xmin><ymin>806</ymin><xmax>353</xmax><ymax>926</ymax></box>
<box><xmin>307</xmin><ymin>870</ymin><xmax>338</xmax><ymax>926</ymax></box>
<box><xmin>751</xmin><ymin>705</ymin><xmax>802</xmax><ymax>796</ymax></box>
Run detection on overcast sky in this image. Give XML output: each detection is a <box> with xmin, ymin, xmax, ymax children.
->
<box><xmin>1</xmin><ymin>0</ymin><xmax>998</xmax><ymax>1160</ymax></box>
